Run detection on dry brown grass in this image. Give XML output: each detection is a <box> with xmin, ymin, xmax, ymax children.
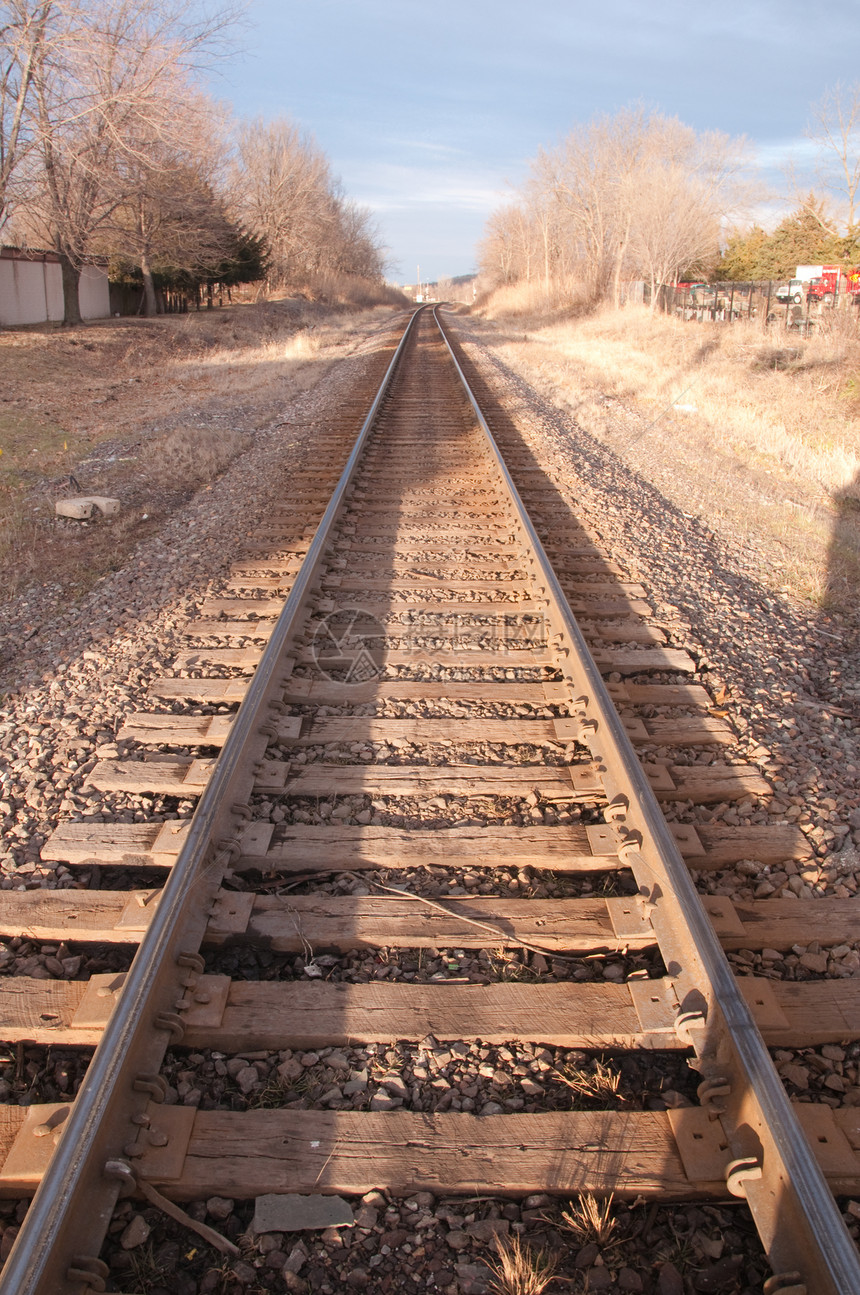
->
<box><xmin>475</xmin><ymin>294</ymin><xmax>860</xmax><ymax>606</ymax></box>
<box><xmin>475</xmin><ymin>276</ymin><xmax>593</xmax><ymax>323</ymax></box>
<box><xmin>0</xmin><ymin>297</ymin><xmax>403</xmax><ymax>604</ymax></box>
<box><xmin>553</xmin><ymin>1056</ymin><xmax>622</xmax><ymax>1104</ymax></box>
<box><xmin>560</xmin><ymin>1193</ymin><xmax>617</xmax><ymax>1246</ymax></box>
<box><xmin>300</xmin><ymin>272</ymin><xmax>408</xmax><ymax>309</ymax></box>
<box><xmin>486</xmin><ymin>1233</ymin><xmax>560</xmax><ymax>1295</ymax></box>
<box><xmin>140</xmin><ymin>426</ymin><xmax>247</xmax><ymax>491</ymax></box>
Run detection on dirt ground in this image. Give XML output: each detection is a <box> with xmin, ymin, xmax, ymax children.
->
<box><xmin>0</xmin><ymin>298</ymin><xmax>402</xmax><ymax>684</ymax></box>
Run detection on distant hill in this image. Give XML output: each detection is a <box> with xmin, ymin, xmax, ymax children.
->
<box><xmin>401</xmin><ymin>273</ymin><xmax>477</xmax><ymax>291</ymax></box>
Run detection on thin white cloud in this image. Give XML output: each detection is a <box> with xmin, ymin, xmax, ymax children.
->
<box><xmin>385</xmin><ymin>139</ymin><xmax>467</xmax><ymax>158</ymax></box>
<box><xmin>754</xmin><ymin>137</ymin><xmax>818</xmax><ymax>170</ymax></box>
<box><xmin>340</xmin><ymin>160</ymin><xmax>509</xmax><ymax>215</ymax></box>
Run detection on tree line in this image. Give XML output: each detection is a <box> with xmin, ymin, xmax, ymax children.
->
<box><xmin>480</xmin><ymin>90</ymin><xmax>860</xmax><ymax>302</ymax></box>
<box><xmin>715</xmin><ymin>195</ymin><xmax>859</xmax><ymax>281</ymax></box>
<box><xmin>0</xmin><ymin>0</ymin><xmax>386</xmax><ymax>322</ymax></box>
<box><xmin>479</xmin><ymin>108</ymin><xmax>744</xmax><ymax>307</ymax></box>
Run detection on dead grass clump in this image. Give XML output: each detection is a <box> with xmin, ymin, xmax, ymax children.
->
<box><xmin>292</xmin><ymin>273</ymin><xmax>409</xmax><ymax>310</ymax></box>
<box><xmin>243</xmin><ymin>1073</ymin><xmax>294</xmax><ymax>1109</ymax></box>
<box><xmin>752</xmin><ymin>346</ymin><xmax>802</xmax><ymax>372</ymax></box>
<box><xmin>141</xmin><ymin>426</ymin><xmax>247</xmax><ymax>492</ymax></box>
<box><xmin>487</xmin><ymin>1233</ymin><xmax>559</xmax><ymax>1295</ymax></box>
<box><xmin>554</xmin><ymin>1056</ymin><xmax>622</xmax><ymax>1104</ymax></box>
<box><xmin>560</xmin><ymin>1192</ymin><xmax>617</xmax><ymax>1245</ymax></box>
<box><xmin>839</xmin><ymin>374</ymin><xmax>860</xmax><ymax>418</ymax></box>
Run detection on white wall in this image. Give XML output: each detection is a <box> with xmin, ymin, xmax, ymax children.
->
<box><xmin>78</xmin><ymin>263</ymin><xmax>111</xmax><ymax>320</ymax></box>
<box><xmin>0</xmin><ymin>256</ymin><xmax>110</xmax><ymax>325</ymax></box>
<box><xmin>0</xmin><ymin>257</ymin><xmax>61</xmax><ymax>325</ymax></box>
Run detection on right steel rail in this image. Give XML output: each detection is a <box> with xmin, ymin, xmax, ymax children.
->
<box><xmin>434</xmin><ymin>305</ymin><xmax>860</xmax><ymax>1295</ymax></box>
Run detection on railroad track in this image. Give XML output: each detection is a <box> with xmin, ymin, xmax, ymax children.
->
<box><xmin>0</xmin><ymin>305</ymin><xmax>859</xmax><ymax>1293</ymax></box>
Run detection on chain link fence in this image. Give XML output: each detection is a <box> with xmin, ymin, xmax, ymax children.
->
<box><xmin>652</xmin><ymin>280</ymin><xmax>860</xmax><ymax>331</ymax></box>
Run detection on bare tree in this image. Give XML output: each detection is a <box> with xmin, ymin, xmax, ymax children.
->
<box><xmin>105</xmin><ymin>88</ymin><xmax>232</xmax><ymax>314</ymax></box>
<box><xmin>8</xmin><ymin>0</ymin><xmax>384</xmax><ymax>318</ymax></box>
<box><xmin>112</xmin><ymin>163</ymin><xmax>246</xmax><ymax>314</ymax></box>
<box><xmin>532</xmin><ymin>107</ymin><xmax>655</xmax><ymax>303</ymax></box>
<box><xmin>0</xmin><ymin>0</ymin><xmax>52</xmax><ymax>229</ymax></box>
<box><xmin>524</xmin><ymin>181</ymin><xmax>563</xmax><ymax>288</ymax></box>
<box><xmin>231</xmin><ymin>118</ymin><xmax>332</xmax><ymax>289</ymax></box>
<box><xmin>628</xmin><ymin>121</ymin><xmax>743</xmax><ymax>307</ymax></box>
<box><xmin>231</xmin><ymin>116</ymin><xmax>384</xmax><ymax>292</ymax></box>
<box><xmin>24</xmin><ymin>0</ymin><xmax>238</xmax><ymax>322</ymax></box>
<box><xmin>478</xmin><ymin>204</ymin><xmax>522</xmax><ymax>285</ymax></box>
<box><xmin>478</xmin><ymin>202</ymin><xmax>545</xmax><ymax>286</ymax></box>
<box><xmin>629</xmin><ymin>167</ymin><xmax>720</xmax><ymax>306</ymax></box>
<box><xmin>324</xmin><ymin>196</ymin><xmax>384</xmax><ymax>279</ymax></box>
<box><xmin>482</xmin><ymin>107</ymin><xmax>746</xmax><ymax>308</ymax></box>
<box><xmin>807</xmin><ymin>82</ymin><xmax>860</xmax><ymax>233</ymax></box>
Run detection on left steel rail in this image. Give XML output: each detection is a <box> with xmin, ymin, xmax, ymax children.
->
<box><xmin>0</xmin><ymin>308</ymin><xmax>424</xmax><ymax>1295</ymax></box>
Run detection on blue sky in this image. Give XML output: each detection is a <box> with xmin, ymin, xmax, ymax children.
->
<box><xmin>220</xmin><ymin>0</ymin><xmax>860</xmax><ymax>282</ymax></box>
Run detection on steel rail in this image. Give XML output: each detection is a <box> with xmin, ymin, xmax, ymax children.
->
<box><xmin>433</xmin><ymin>305</ymin><xmax>860</xmax><ymax>1293</ymax></box>
<box><xmin>0</xmin><ymin>307</ymin><xmax>424</xmax><ymax>1295</ymax></box>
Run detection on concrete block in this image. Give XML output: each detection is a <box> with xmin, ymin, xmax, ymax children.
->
<box><xmin>55</xmin><ymin>498</ymin><xmax>95</xmax><ymax>520</ymax></box>
<box><xmin>88</xmin><ymin>496</ymin><xmax>121</xmax><ymax>516</ymax></box>
<box><xmin>55</xmin><ymin>496</ymin><xmax>120</xmax><ymax>520</ymax></box>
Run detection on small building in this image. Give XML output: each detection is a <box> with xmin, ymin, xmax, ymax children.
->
<box><xmin>0</xmin><ymin>246</ymin><xmax>110</xmax><ymax>326</ymax></box>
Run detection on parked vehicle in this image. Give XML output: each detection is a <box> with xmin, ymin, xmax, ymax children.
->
<box><xmin>794</xmin><ymin>264</ymin><xmax>860</xmax><ymax>303</ymax></box>
<box><xmin>775</xmin><ymin>280</ymin><xmax>803</xmax><ymax>304</ymax></box>
<box><xmin>806</xmin><ymin>269</ymin><xmax>840</xmax><ymax>303</ymax></box>
<box><xmin>848</xmin><ymin>269</ymin><xmax>860</xmax><ymax>302</ymax></box>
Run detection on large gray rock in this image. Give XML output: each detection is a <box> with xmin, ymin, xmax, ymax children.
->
<box><xmin>252</xmin><ymin>1194</ymin><xmax>355</xmax><ymax>1235</ymax></box>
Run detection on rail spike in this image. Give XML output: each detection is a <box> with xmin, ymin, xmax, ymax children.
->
<box><xmin>763</xmin><ymin>1275</ymin><xmax>806</xmax><ymax>1295</ymax></box>
<box><xmin>133</xmin><ymin>1074</ymin><xmax>167</xmax><ymax>1103</ymax></box>
<box><xmin>65</xmin><ymin>1257</ymin><xmax>109</xmax><ymax>1292</ymax></box>
<box><xmin>726</xmin><ymin>1155</ymin><xmax>763</xmax><ymax>1198</ymax></box>
<box><xmin>153</xmin><ymin>1011</ymin><xmax>185</xmax><ymax>1041</ymax></box>
<box><xmin>604</xmin><ymin>793</ymin><xmax>629</xmax><ymax>821</ymax></box>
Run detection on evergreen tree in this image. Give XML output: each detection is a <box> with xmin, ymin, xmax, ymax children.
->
<box><xmin>716</xmin><ymin>196</ymin><xmax>846</xmax><ymax>280</ymax></box>
<box><xmin>716</xmin><ymin>226</ymin><xmax>771</xmax><ymax>280</ymax></box>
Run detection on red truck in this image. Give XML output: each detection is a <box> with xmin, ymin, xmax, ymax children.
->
<box><xmin>803</xmin><ymin>266</ymin><xmax>841</xmax><ymax>303</ymax></box>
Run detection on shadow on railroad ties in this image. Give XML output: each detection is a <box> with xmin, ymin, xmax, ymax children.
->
<box><xmin>821</xmin><ymin>469</ymin><xmax>860</xmax><ymax>872</ymax></box>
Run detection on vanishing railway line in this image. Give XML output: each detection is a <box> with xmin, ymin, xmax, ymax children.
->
<box><xmin>0</xmin><ymin>306</ymin><xmax>859</xmax><ymax>1292</ymax></box>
